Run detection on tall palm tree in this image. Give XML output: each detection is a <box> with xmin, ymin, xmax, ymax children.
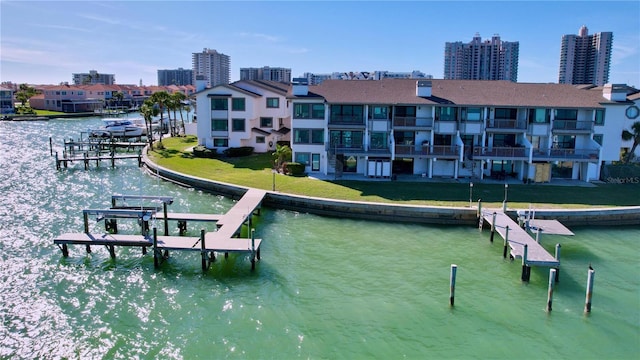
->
<box><xmin>149</xmin><ymin>91</ymin><xmax>171</xmax><ymax>144</ymax></box>
<box><xmin>171</xmin><ymin>91</ymin><xmax>187</xmax><ymax>136</ymax></box>
<box><xmin>621</xmin><ymin>121</ymin><xmax>640</xmax><ymax>163</ymax></box>
<box><xmin>140</xmin><ymin>99</ymin><xmax>159</xmax><ymax>149</ymax></box>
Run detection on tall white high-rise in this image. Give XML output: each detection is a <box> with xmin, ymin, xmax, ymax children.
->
<box><xmin>443</xmin><ymin>33</ymin><xmax>519</xmax><ymax>82</ymax></box>
<box><xmin>192</xmin><ymin>48</ymin><xmax>230</xmax><ymax>88</ymax></box>
<box><xmin>558</xmin><ymin>25</ymin><xmax>613</xmax><ymax>86</ymax></box>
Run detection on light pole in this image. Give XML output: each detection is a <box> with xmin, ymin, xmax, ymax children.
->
<box><xmin>502</xmin><ymin>183</ymin><xmax>509</xmax><ymax>211</ymax></box>
<box><xmin>469</xmin><ymin>182</ymin><xmax>474</xmax><ymax>208</ymax></box>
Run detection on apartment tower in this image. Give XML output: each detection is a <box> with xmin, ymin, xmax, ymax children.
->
<box><xmin>558</xmin><ymin>25</ymin><xmax>613</xmax><ymax>86</ymax></box>
<box><xmin>240</xmin><ymin>67</ymin><xmax>292</xmax><ymax>83</ymax></box>
<box><xmin>444</xmin><ymin>33</ymin><xmax>519</xmax><ymax>82</ymax></box>
<box><xmin>158</xmin><ymin>68</ymin><xmax>194</xmax><ymax>86</ymax></box>
<box><xmin>192</xmin><ymin>48</ymin><xmax>230</xmax><ymax>88</ymax></box>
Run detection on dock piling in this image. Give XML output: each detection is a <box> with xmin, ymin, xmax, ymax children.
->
<box><xmin>521</xmin><ymin>244</ymin><xmax>530</xmax><ymax>282</ymax></box>
<box><xmin>449</xmin><ymin>264</ymin><xmax>457</xmax><ymax>307</ymax></box>
<box><xmin>502</xmin><ymin>226</ymin><xmax>510</xmax><ymax>258</ymax></box>
<box><xmin>200</xmin><ymin>229</ymin><xmax>207</xmax><ymax>271</ymax></box>
<box><xmin>554</xmin><ymin>244</ymin><xmax>561</xmax><ymax>282</ymax></box>
<box><xmin>153</xmin><ymin>227</ymin><xmax>158</xmax><ymax>268</ymax></box>
<box><xmin>490</xmin><ymin>212</ymin><xmax>497</xmax><ymax>242</ymax></box>
<box><xmin>585</xmin><ymin>268</ymin><xmax>595</xmax><ymax>313</ymax></box>
<box><xmin>547</xmin><ymin>268</ymin><xmax>556</xmax><ymax>312</ymax></box>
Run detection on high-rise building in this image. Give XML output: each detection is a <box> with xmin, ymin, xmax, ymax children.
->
<box><xmin>72</xmin><ymin>70</ymin><xmax>115</xmax><ymax>85</ymax></box>
<box><xmin>240</xmin><ymin>67</ymin><xmax>292</xmax><ymax>83</ymax></box>
<box><xmin>443</xmin><ymin>33</ymin><xmax>519</xmax><ymax>82</ymax></box>
<box><xmin>157</xmin><ymin>68</ymin><xmax>193</xmax><ymax>86</ymax></box>
<box><xmin>192</xmin><ymin>48</ymin><xmax>230</xmax><ymax>88</ymax></box>
<box><xmin>558</xmin><ymin>25</ymin><xmax>613</xmax><ymax>86</ymax></box>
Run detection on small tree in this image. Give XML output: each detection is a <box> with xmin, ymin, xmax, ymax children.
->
<box><xmin>272</xmin><ymin>144</ymin><xmax>292</xmax><ymax>172</ymax></box>
<box><xmin>621</xmin><ymin>121</ymin><xmax>640</xmax><ymax>163</ymax></box>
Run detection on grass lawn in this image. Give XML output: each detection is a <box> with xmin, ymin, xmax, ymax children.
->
<box><xmin>147</xmin><ymin>136</ymin><xmax>640</xmax><ymax>209</ymax></box>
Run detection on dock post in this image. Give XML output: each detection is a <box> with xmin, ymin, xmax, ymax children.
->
<box><xmin>85</xmin><ymin>244</ymin><xmax>92</xmax><ymax>254</ymax></box>
<box><xmin>137</xmin><ymin>149</ymin><xmax>142</xmax><ymax>167</ymax></box>
<box><xmin>200</xmin><ymin>229</ymin><xmax>207</xmax><ymax>271</ymax></box>
<box><xmin>49</xmin><ymin>137</ymin><xmax>53</xmax><ymax>156</ymax></box>
<box><xmin>521</xmin><ymin>244</ymin><xmax>530</xmax><ymax>282</ymax></box>
<box><xmin>250</xmin><ymin>228</ymin><xmax>256</xmax><ymax>270</ymax></box>
<box><xmin>83</xmin><ymin>152</ymin><xmax>88</xmax><ymax>170</ymax></box>
<box><xmin>477</xmin><ymin>199</ymin><xmax>482</xmax><ymax>220</ymax></box>
<box><xmin>536</xmin><ymin>228</ymin><xmax>541</xmax><ymax>243</ymax></box>
<box><xmin>490</xmin><ymin>212</ymin><xmax>497</xmax><ymax>242</ymax></box>
<box><xmin>163</xmin><ymin>202</ymin><xmax>169</xmax><ymax>236</ymax></box>
<box><xmin>55</xmin><ymin>152</ymin><xmax>60</xmax><ymax>170</ymax></box>
<box><xmin>61</xmin><ymin>244</ymin><xmax>69</xmax><ymax>257</ymax></box>
<box><xmin>111</xmin><ymin>150</ymin><xmax>115</xmax><ymax>168</ymax></box>
<box><xmin>178</xmin><ymin>220</ymin><xmax>187</xmax><ymax>235</ymax></box>
<box><xmin>502</xmin><ymin>226</ymin><xmax>510</xmax><ymax>258</ymax></box>
<box><xmin>547</xmin><ymin>268</ymin><xmax>556</xmax><ymax>312</ymax></box>
<box><xmin>585</xmin><ymin>268</ymin><xmax>595</xmax><ymax>313</ymax></box>
<box><xmin>554</xmin><ymin>244</ymin><xmax>561</xmax><ymax>282</ymax></box>
<box><xmin>153</xmin><ymin>227</ymin><xmax>158</xmax><ymax>268</ymax></box>
<box><xmin>83</xmin><ymin>212</ymin><xmax>89</xmax><ymax>234</ymax></box>
<box><xmin>107</xmin><ymin>245</ymin><xmax>116</xmax><ymax>259</ymax></box>
<box><xmin>449</xmin><ymin>264</ymin><xmax>457</xmax><ymax>307</ymax></box>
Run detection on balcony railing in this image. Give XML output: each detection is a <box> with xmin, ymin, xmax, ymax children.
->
<box><xmin>486</xmin><ymin>118</ymin><xmax>527</xmax><ymax>130</ymax></box>
<box><xmin>326</xmin><ymin>142</ymin><xmax>365</xmax><ymax>154</ymax></box>
<box><xmin>329</xmin><ymin>115</ymin><xmax>365</xmax><ymax>126</ymax></box>
<box><xmin>472</xmin><ymin>146</ymin><xmax>528</xmax><ymax>158</ymax></box>
<box><xmin>552</xmin><ymin>120</ymin><xmax>593</xmax><ymax>132</ymax></box>
<box><xmin>395</xmin><ymin>144</ymin><xmax>459</xmax><ymax>158</ymax></box>
<box><xmin>393</xmin><ymin>116</ymin><xmax>434</xmax><ymax>128</ymax></box>
<box><xmin>532</xmin><ymin>148</ymin><xmax>599</xmax><ymax>160</ymax></box>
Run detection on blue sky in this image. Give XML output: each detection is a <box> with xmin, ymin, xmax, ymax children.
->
<box><xmin>1</xmin><ymin>0</ymin><xmax>639</xmax><ymax>87</ymax></box>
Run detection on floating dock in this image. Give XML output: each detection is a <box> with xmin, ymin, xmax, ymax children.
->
<box><xmin>53</xmin><ymin>190</ymin><xmax>267</xmax><ymax>270</ymax></box>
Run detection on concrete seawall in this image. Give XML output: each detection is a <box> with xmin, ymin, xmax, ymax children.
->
<box><xmin>143</xmin><ymin>154</ymin><xmax>640</xmax><ymax>227</ymax></box>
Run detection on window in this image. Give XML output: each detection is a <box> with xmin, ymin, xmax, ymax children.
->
<box><xmin>294</xmin><ymin>103</ymin><xmax>325</xmax><ymax>119</ymax></box>
<box><xmin>211</xmin><ymin>118</ymin><xmax>228</xmax><ymax>131</ymax></box>
<box><xmin>528</xmin><ymin>108</ymin><xmax>550</xmax><ymax>123</ymax></box>
<box><xmin>370</xmin><ymin>132</ymin><xmax>388</xmax><ymax>149</ymax></box>
<box><xmin>294</xmin><ymin>129</ymin><xmax>310</xmax><ymax>144</ymax></box>
<box><xmin>232</xmin><ymin>98</ymin><xmax>245</xmax><ymax>111</ymax></box>
<box><xmin>232</xmin><ymin>118</ymin><xmax>245</xmax><ymax>132</ymax></box>
<box><xmin>260</xmin><ymin>117</ymin><xmax>273</xmax><ymax>127</ymax></box>
<box><xmin>595</xmin><ymin>109</ymin><xmax>605</xmax><ymax>125</ymax></box>
<box><xmin>553</xmin><ymin>135</ymin><xmax>575</xmax><ymax>149</ymax></box>
<box><xmin>311</xmin><ymin>154</ymin><xmax>320</xmax><ymax>171</ymax></box>
<box><xmin>435</xmin><ymin>107</ymin><xmax>457</xmax><ymax>121</ymax></box>
<box><xmin>295</xmin><ymin>152</ymin><xmax>310</xmax><ymax>165</ymax></box>
<box><xmin>554</xmin><ymin>109</ymin><xmax>577</xmax><ymax>120</ymax></box>
<box><xmin>311</xmin><ymin>129</ymin><xmax>324</xmax><ymax>144</ymax></box>
<box><xmin>493</xmin><ymin>134</ymin><xmax>516</xmax><ymax>147</ymax></box>
<box><xmin>256</xmin><ymin>136</ymin><xmax>266</xmax><ymax>144</ymax></box>
<box><xmin>213</xmin><ymin>138</ymin><xmax>228</xmax><ymax>147</ymax></box>
<box><xmin>266</xmin><ymin>97</ymin><xmax>279</xmax><ymax>108</ymax></box>
<box><xmin>330</xmin><ymin>105</ymin><xmax>364</xmax><ymax>123</ymax></box>
<box><xmin>330</xmin><ymin>130</ymin><xmax>363</xmax><ymax>148</ymax></box>
<box><xmin>211</xmin><ymin>98</ymin><xmax>228</xmax><ymax>110</ymax></box>
<box><xmin>78</xmin><ymin>91</ymin><xmax>84</xmax><ymax>95</ymax></box>
<box><xmin>369</xmin><ymin>106</ymin><xmax>390</xmax><ymax>119</ymax></box>
<box><xmin>395</xmin><ymin>106</ymin><xmax>416</xmax><ymax>117</ymax></box>
<box><xmin>462</xmin><ymin>107</ymin><xmax>482</xmax><ymax>121</ymax></box>
<box><xmin>593</xmin><ymin>134</ymin><xmax>603</xmax><ymax>145</ymax></box>
<box><xmin>494</xmin><ymin>108</ymin><xmax>517</xmax><ymax>119</ymax></box>
<box><xmin>312</xmin><ymin>104</ymin><xmax>325</xmax><ymax>118</ymax></box>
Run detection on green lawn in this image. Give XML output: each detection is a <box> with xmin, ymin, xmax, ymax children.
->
<box><xmin>148</xmin><ymin>136</ymin><xmax>640</xmax><ymax>209</ymax></box>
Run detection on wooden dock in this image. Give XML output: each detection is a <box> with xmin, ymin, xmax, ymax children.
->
<box><xmin>481</xmin><ymin>210</ymin><xmax>563</xmax><ymax>281</ymax></box>
<box><xmin>53</xmin><ymin>190</ymin><xmax>267</xmax><ymax>270</ymax></box>
<box><xmin>51</xmin><ymin>136</ymin><xmax>146</xmax><ymax>170</ymax></box>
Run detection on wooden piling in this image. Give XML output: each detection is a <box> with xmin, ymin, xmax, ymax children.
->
<box><xmin>108</xmin><ymin>245</ymin><xmax>116</xmax><ymax>259</ymax></box>
<box><xmin>200</xmin><ymin>229</ymin><xmax>207</xmax><ymax>271</ymax></box>
<box><xmin>449</xmin><ymin>264</ymin><xmax>457</xmax><ymax>306</ymax></box>
<box><xmin>536</xmin><ymin>228</ymin><xmax>541</xmax><ymax>243</ymax></box>
<box><xmin>55</xmin><ymin>152</ymin><xmax>60</xmax><ymax>170</ymax></box>
<box><xmin>502</xmin><ymin>226</ymin><xmax>510</xmax><ymax>258</ymax></box>
<box><xmin>153</xmin><ymin>227</ymin><xmax>158</xmax><ymax>268</ymax></box>
<box><xmin>585</xmin><ymin>268</ymin><xmax>595</xmax><ymax>313</ymax></box>
<box><xmin>554</xmin><ymin>244</ymin><xmax>561</xmax><ymax>282</ymax></box>
<box><xmin>521</xmin><ymin>244</ymin><xmax>530</xmax><ymax>282</ymax></box>
<box><xmin>477</xmin><ymin>199</ymin><xmax>482</xmax><ymax>220</ymax></box>
<box><xmin>62</xmin><ymin>244</ymin><xmax>69</xmax><ymax>257</ymax></box>
<box><xmin>49</xmin><ymin>137</ymin><xmax>53</xmax><ymax>156</ymax></box>
<box><xmin>490</xmin><ymin>212</ymin><xmax>497</xmax><ymax>242</ymax></box>
<box><xmin>547</xmin><ymin>268</ymin><xmax>556</xmax><ymax>312</ymax></box>
<box><xmin>163</xmin><ymin>202</ymin><xmax>169</xmax><ymax>236</ymax></box>
<box><xmin>251</xmin><ymin>228</ymin><xmax>256</xmax><ymax>270</ymax></box>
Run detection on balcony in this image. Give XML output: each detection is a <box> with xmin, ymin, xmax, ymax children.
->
<box><xmin>486</xmin><ymin>118</ymin><xmax>527</xmax><ymax>132</ymax></box>
<box><xmin>552</xmin><ymin>120</ymin><xmax>593</xmax><ymax>134</ymax></box>
<box><xmin>393</xmin><ymin>116</ymin><xmax>434</xmax><ymax>130</ymax></box>
<box><xmin>326</xmin><ymin>142</ymin><xmax>365</xmax><ymax>155</ymax></box>
<box><xmin>395</xmin><ymin>144</ymin><xmax>460</xmax><ymax>159</ymax></box>
<box><xmin>532</xmin><ymin>148</ymin><xmax>599</xmax><ymax>162</ymax></box>
<box><xmin>328</xmin><ymin>115</ymin><xmax>365</xmax><ymax>128</ymax></box>
<box><xmin>472</xmin><ymin>146</ymin><xmax>528</xmax><ymax>160</ymax></box>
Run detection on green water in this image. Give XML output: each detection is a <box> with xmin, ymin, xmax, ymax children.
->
<box><xmin>0</xmin><ymin>118</ymin><xmax>638</xmax><ymax>359</ymax></box>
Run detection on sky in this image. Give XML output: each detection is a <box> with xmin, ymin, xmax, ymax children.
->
<box><xmin>1</xmin><ymin>0</ymin><xmax>639</xmax><ymax>87</ymax></box>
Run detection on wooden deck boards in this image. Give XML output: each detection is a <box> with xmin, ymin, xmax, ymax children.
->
<box><xmin>483</xmin><ymin>211</ymin><xmax>559</xmax><ymax>267</ymax></box>
<box><xmin>528</xmin><ymin>219</ymin><xmax>575</xmax><ymax>236</ymax></box>
<box><xmin>156</xmin><ymin>212</ymin><xmax>223</xmax><ymax>223</ymax></box>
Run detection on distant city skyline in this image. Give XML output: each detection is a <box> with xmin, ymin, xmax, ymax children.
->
<box><xmin>1</xmin><ymin>1</ymin><xmax>639</xmax><ymax>87</ymax></box>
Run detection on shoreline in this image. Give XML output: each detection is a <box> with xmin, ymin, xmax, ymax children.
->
<box><xmin>142</xmin><ymin>152</ymin><xmax>640</xmax><ymax>227</ymax></box>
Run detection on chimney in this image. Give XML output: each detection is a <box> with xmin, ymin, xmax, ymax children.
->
<box><xmin>602</xmin><ymin>84</ymin><xmax>627</xmax><ymax>101</ymax></box>
<box><xmin>292</xmin><ymin>78</ymin><xmax>309</xmax><ymax>96</ymax></box>
<box><xmin>416</xmin><ymin>80</ymin><xmax>432</xmax><ymax>97</ymax></box>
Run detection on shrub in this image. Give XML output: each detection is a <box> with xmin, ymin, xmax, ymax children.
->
<box><xmin>223</xmin><ymin>146</ymin><xmax>254</xmax><ymax>157</ymax></box>
<box><xmin>284</xmin><ymin>162</ymin><xmax>305</xmax><ymax>176</ymax></box>
<box><xmin>193</xmin><ymin>145</ymin><xmax>217</xmax><ymax>158</ymax></box>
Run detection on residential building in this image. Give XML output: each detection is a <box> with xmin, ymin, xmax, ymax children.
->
<box><xmin>301</xmin><ymin>70</ymin><xmax>431</xmax><ymax>85</ymax></box>
<box><xmin>558</xmin><ymin>25</ymin><xmax>613</xmax><ymax>86</ymax></box>
<box><xmin>287</xmin><ymin>78</ymin><xmax>637</xmax><ymax>182</ymax></box>
<box><xmin>192</xmin><ymin>48</ymin><xmax>230</xmax><ymax>88</ymax></box>
<box><xmin>194</xmin><ymin>80</ymin><xmax>291</xmax><ymax>152</ymax></box>
<box><xmin>444</xmin><ymin>33</ymin><xmax>519</xmax><ymax>82</ymax></box>
<box><xmin>0</xmin><ymin>86</ymin><xmax>14</xmax><ymax>114</ymax></box>
<box><xmin>240</xmin><ymin>67</ymin><xmax>292</xmax><ymax>83</ymax></box>
<box><xmin>158</xmin><ymin>68</ymin><xmax>194</xmax><ymax>86</ymax></box>
<box><xmin>72</xmin><ymin>70</ymin><xmax>115</xmax><ymax>85</ymax></box>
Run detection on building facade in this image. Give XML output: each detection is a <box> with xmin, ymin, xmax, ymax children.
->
<box><xmin>72</xmin><ymin>70</ymin><xmax>115</xmax><ymax>85</ymax></box>
<box><xmin>194</xmin><ymin>80</ymin><xmax>291</xmax><ymax>152</ymax></box>
<box><xmin>287</xmin><ymin>79</ymin><xmax>637</xmax><ymax>182</ymax></box>
<box><xmin>240</xmin><ymin>67</ymin><xmax>292</xmax><ymax>83</ymax></box>
<box><xmin>444</xmin><ymin>34</ymin><xmax>519</xmax><ymax>82</ymax></box>
<box><xmin>158</xmin><ymin>68</ymin><xmax>194</xmax><ymax>86</ymax></box>
<box><xmin>0</xmin><ymin>86</ymin><xmax>14</xmax><ymax>114</ymax></box>
<box><xmin>192</xmin><ymin>48</ymin><xmax>230</xmax><ymax>88</ymax></box>
<box><xmin>558</xmin><ymin>25</ymin><xmax>613</xmax><ymax>86</ymax></box>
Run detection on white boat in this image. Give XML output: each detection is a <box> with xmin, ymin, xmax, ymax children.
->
<box><xmin>90</xmin><ymin>119</ymin><xmax>144</xmax><ymax>138</ymax></box>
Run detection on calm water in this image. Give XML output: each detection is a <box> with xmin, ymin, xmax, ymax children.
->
<box><xmin>0</xmin><ymin>117</ymin><xmax>638</xmax><ymax>359</ymax></box>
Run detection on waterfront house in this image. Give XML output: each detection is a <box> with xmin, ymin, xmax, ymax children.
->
<box><xmin>194</xmin><ymin>80</ymin><xmax>291</xmax><ymax>152</ymax></box>
<box><xmin>287</xmin><ymin>78</ymin><xmax>639</xmax><ymax>182</ymax></box>
<box><xmin>0</xmin><ymin>86</ymin><xmax>14</xmax><ymax>114</ymax></box>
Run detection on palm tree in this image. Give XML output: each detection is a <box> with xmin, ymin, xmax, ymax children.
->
<box><xmin>149</xmin><ymin>91</ymin><xmax>171</xmax><ymax>145</ymax></box>
<box><xmin>621</xmin><ymin>121</ymin><xmax>640</xmax><ymax>163</ymax></box>
<box><xmin>140</xmin><ymin>99</ymin><xmax>159</xmax><ymax>149</ymax></box>
<box><xmin>272</xmin><ymin>144</ymin><xmax>292</xmax><ymax>172</ymax></box>
<box><xmin>171</xmin><ymin>91</ymin><xmax>187</xmax><ymax>136</ymax></box>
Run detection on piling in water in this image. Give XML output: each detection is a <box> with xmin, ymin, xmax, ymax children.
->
<box><xmin>449</xmin><ymin>264</ymin><xmax>457</xmax><ymax>307</ymax></box>
<box><xmin>585</xmin><ymin>268</ymin><xmax>595</xmax><ymax>313</ymax></box>
<box><xmin>547</xmin><ymin>268</ymin><xmax>556</xmax><ymax>312</ymax></box>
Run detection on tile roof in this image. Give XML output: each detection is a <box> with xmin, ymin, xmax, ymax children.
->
<box><xmin>304</xmin><ymin>78</ymin><xmax>614</xmax><ymax>108</ymax></box>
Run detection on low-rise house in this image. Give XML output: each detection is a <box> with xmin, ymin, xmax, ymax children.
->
<box><xmin>287</xmin><ymin>78</ymin><xmax>639</xmax><ymax>182</ymax></box>
<box><xmin>195</xmin><ymin>80</ymin><xmax>291</xmax><ymax>152</ymax></box>
<box><xmin>0</xmin><ymin>86</ymin><xmax>14</xmax><ymax>114</ymax></box>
